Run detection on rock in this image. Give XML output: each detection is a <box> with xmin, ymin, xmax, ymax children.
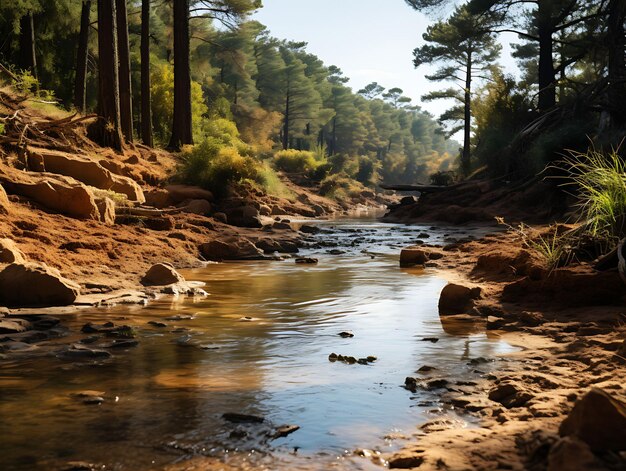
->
<box><xmin>273</xmin><ymin>424</ymin><xmax>300</xmax><ymax>439</ymax></box>
<box><xmin>388</xmin><ymin>454</ymin><xmax>424</xmax><ymax>469</ymax></box>
<box><xmin>94</xmin><ymin>197</ymin><xmax>116</xmax><ymax>225</ymax></box>
<box><xmin>0</xmin><ymin>319</ymin><xmax>28</xmax><ymax>334</ymax></box>
<box><xmin>0</xmin><ymin>263</ymin><xmax>80</xmax><ymax>307</ymax></box>
<box><xmin>144</xmin><ymin>216</ymin><xmax>174</xmax><ymax>231</ymax></box>
<box><xmin>0</xmin><ymin>169</ymin><xmax>100</xmax><ymax>220</ymax></box>
<box><xmin>179</xmin><ymin>199</ymin><xmax>212</xmax><ymax>215</ymax></box>
<box><xmin>224</xmin><ymin>205</ymin><xmax>261</xmax><ymax>228</ymax></box>
<box><xmin>62</xmin><ymin>461</ymin><xmax>98</xmax><ymax>471</ymax></box>
<box><xmin>144</xmin><ymin>188</ymin><xmax>171</xmax><ymax>208</ymax></box>
<box><xmin>26</xmin><ymin>147</ymin><xmax>145</xmax><ymax>203</ymax></box>
<box><xmin>339</xmin><ymin>331</ymin><xmax>354</xmax><ymax>338</ymax></box>
<box><xmin>400</xmin><ymin>247</ymin><xmax>429</xmax><ymax>267</ymax></box>
<box><xmin>213</xmin><ymin>212</ymin><xmax>228</xmax><ymax>224</ymax></box>
<box><xmin>300</xmin><ymin>224</ymin><xmax>320</xmax><ymax>234</ymax></box>
<box><xmin>255</xmin><ymin>239</ymin><xmax>299</xmax><ymax>254</ymax></box>
<box><xmin>421</xmin><ymin>337</ymin><xmax>439</xmax><ymax>343</ymax></box>
<box><xmin>0</xmin><ymin>183</ymin><xmax>10</xmax><ymax>214</ymax></box>
<box><xmin>559</xmin><ymin>388</ymin><xmax>626</xmax><ymax>451</ymax></box>
<box><xmin>547</xmin><ymin>437</ymin><xmax>603</xmax><ymax>471</ymax></box>
<box><xmin>199</xmin><ymin>239</ymin><xmax>265</xmax><ymax>261</ymax></box>
<box><xmin>148</xmin><ymin>321</ymin><xmax>167</xmax><ymax>328</ymax></box>
<box><xmin>165</xmin><ymin>184</ymin><xmax>214</xmax><ymax>204</ymax></box>
<box><xmin>259</xmin><ymin>204</ymin><xmax>271</xmax><ymax>216</ymax></box>
<box><xmin>518</xmin><ymin>311</ymin><xmax>545</xmax><ymax>326</ymax></box>
<box><xmin>488</xmin><ymin>382</ymin><xmax>533</xmax><ymax>408</ymax></box>
<box><xmin>101</xmin><ymin>339</ymin><xmax>139</xmax><ymax>349</ymax></box>
<box><xmin>0</xmin><ymin>238</ymin><xmax>26</xmax><ymax>264</ymax></box>
<box><xmin>142</xmin><ymin>263</ymin><xmax>185</xmax><ymax>286</ymax></box>
<box><xmin>486</xmin><ymin>316</ymin><xmax>507</xmax><ymax>330</ymax></box>
<box><xmin>272</xmin><ymin>221</ymin><xmax>292</xmax><ymax>231</ymax></box>
<box><xmin>222</xmin><ymin>413</ymin><xmax>265</xmax><ymax>424</ymax></box>
<box><xmin>295</xmin><ymin>257</ymin><xmax>318</xmax><ymax>264</ymax></box>
<box><xmin>418</xmin><ymin>365</ymin><xmax>436</xmax><ymax>372</ymax></box>
<box><xmin>400</xmin><ymin>196</ymin><xmax>416</xmax><ymax>206</ymax></box>
<box><xmin>438</xmin><ymin>283</ymin><xmax>482</xmax><ymax>315</ymax></box>
<box><xmin>57</xmin><ymin>344</ymin><xmax>112</xmax><ymax>360</ymax></box>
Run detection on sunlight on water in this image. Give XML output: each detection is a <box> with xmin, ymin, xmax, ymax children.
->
<box><xmin>0</xmin><ymin>217</ymin><xmax>512</xmax><ymax>470</ymax></box>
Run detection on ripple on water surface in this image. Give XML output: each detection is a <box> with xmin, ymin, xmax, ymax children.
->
<box><xmin>0</xmin><ymin>218</ymin><xmax>513</xmax><ymax>470</ymax></box>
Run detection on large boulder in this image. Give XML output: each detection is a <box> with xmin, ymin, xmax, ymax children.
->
<box><xmin>0</xmin><ymin>239</ymin><xmax>26</xmax><ymax>264</ymax></box>
<box><xmin>166</xmin><ymin>184</ymin><xmax>214</xmax><ymax>204</ymax></box>
<box><xmin>199</xmin><ymin>238</ymin><xmax>265</xmax><ymax>261</ymax></box>
<box><xmin>0</xmin><ymin>183</ymin><xmax>10</xmax><ymax>214</ymax></box>
<box><xmin>0</xmin><ymin>262</ymin><xmax>80</xmax><ymax>307</ymax></box>
<box><xmin>559</xmin><ymin>388</ymin><xmax>626</xmax><ymax>452</ymax></box>
<box><xmin>179</xmin><ymin>199</ymin><xmax>212</xmax><ymax>215</ymax></box>
<box><xmin>400</xmin><ymin>247</ymin><xmax>429</xmax><ymax>267</ymax></box>
<box><xmin>224</xmin><ymin>206</ymin><xmax>262</xmax><ymax>228</ymax></box>
<box><xmin>26</xmin><ymin>147</ymin><xmax>145</xmax><ymax>203</ymax></box>
<box><xmin>142</xmin><ymin>263</ymin><xmax>185</xmax><ymax>286</ymax></box>
<box><xmin>438</xmin><ymin>283</ymin><xmax>482</xmax><ymax>315</ymax></box>
<box><xmin>0</xmin><ymin>168</ymin><xmax>100</xmax><ymax>220</ymax></box>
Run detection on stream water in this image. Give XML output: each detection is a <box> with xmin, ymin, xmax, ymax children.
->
<box><xmin>0</xmin><ymin>214</ymin><xmax>514</xmax><ymax>470</ymax></box>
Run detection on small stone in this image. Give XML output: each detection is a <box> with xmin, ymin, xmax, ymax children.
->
<box><xmin>295</xmin><ymin>257</ymin><xmax>318</xmax><ymax>264</ymax></box>
<box><xmin>421</xmin><ymin>337</ymin><xmax>439</xmax><ymax>343</ymax></box>
<box><xmin>273</xmin><ymin>424</ymin><xmax>300</xmax><ymax>439</ymax></box>
<box><xmin>329</xmin><ymin>353</ymin><xmax>338</xmax><ymax>361</ymax></box>
<box><xmin>339</xmin><ymin>331</ymin><xmax>354</xmax><ymax>338</ymax></box>
<box><xmin>142</xmin><ymin>263</ymin><xmax>185</xmax><ymax>286</ymax></box>
<box><xmin>418</xmin><ymin>365</ymin><xmax>436</xmax><ymax>372</ymax></box>
<box><xmin>366</xmin><ymin>356</ymin><xmax>377</xmax><ymax>362</ymax></box>
<box><xmin>148</xmin><ymin>321</ymin><xmax>167</xmax><ymax>328</ymax></box>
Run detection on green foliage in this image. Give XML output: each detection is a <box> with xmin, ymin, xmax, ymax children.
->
<box><xmin>151</xmin><ymin>63</ymin><xmax>209</xmax><ymax>145</ymax></box>
<box><xmin>254</xmin><ymin>161</ymin><xmax>296</xmax><ymax>200</ymax></box>
<box><xmin>273</xmin><ymin>149</ymin><xmax>322</xmax><ymax>174</ymax></box>
<box><xmin>12</xmin><ymin>69</ymin><xmax>39</xmax><ymax>95</ymax></box>
<box><xmin>319</xmin><ymin>173</ymin><xmax>366</xmax><ymax>201</ymax></box>
<box><xmin>560</xmin><ymin>147</ymin><xmax>626</xmax><ymax>240</ymax></box>
<box><xmin>430</xmin><ymin>170</ymin><xmax>456</xmax><ymax>186</ymax></box>
<box><xmin>179</xmin><ymin>138</ymin><xmax>259</xmax><ymax>197</ymax></box>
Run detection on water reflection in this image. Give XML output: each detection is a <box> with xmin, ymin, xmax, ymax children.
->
<box><xmin>0</xmin><ymin>219</ymin><xmax>511</xmax><ymax>470</ymax></box>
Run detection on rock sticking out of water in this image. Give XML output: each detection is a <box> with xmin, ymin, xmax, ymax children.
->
<box><xmin>295</xmin><ymin>257</ymin><xmax>318</xmax><ymax>264</ymax></box>
<box><xmin>272</xmin><ymin>424</ymin><xmax>300</xmax><ymax>439</ymax></box>
<box><xmin>421</xmin><ymin>337</ymin><xmax>439</xmax><ymax>343</ymax></box>
<box><xmin>338</xmin><ymin>331</ymin><xmax>354</xmax><ymax>338</ymax></box>
<box><xmin>329</xmin><ymin>353</ymin><xmax>376</xmax><ymax>365</ymax></box>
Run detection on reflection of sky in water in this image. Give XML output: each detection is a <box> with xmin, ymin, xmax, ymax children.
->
<box><xmin>0</xmin><ymin>219</ymin><xmax>513</xmax><ymax>470</ymax></box>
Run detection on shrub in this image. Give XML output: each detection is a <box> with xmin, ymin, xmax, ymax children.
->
<box><xmin>179</xmin><ymin>138</ymin><xmax>259</xmax><ymax>196</ymax></box>
<box><xmin>319</xmin><ymin>173</ymin><xmax>365</xmax><ymax>201</ymax></box>
<box><xmin>273</xmin><ymin>149</ymin><xmax>320</xmax><ymax>174</ymax></box>
<box><xmin>430</xmin><ymin>170</ymin><xmax>456</xmax><ymax>186</ymax></box>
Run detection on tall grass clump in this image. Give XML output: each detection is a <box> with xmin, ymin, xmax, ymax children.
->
<box><xmin>254</xmin><ymin>161</ymin><xmax>295</xmax><ymax>200</ymax></box>
<box><xmin>560</xmin><ymin>147</ymin><xmax>626</xmax><ymax>241</ymax></box>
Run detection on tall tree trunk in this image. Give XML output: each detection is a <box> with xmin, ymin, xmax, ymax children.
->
<box><xmin>90</xmin><ymin>0</ymin><xmax>123</xmax><ymax>151</ymax></box>
<box><xmin>537</xmin><ymin>1</ymin><xmax>556</xmax><ymax>111</ymax></box>
<box><xmin>282</xmin><ymin>89</ymin><xmax>290</xmax><ymax>150</ymax></box>
<box><xmin>462</xmin><ymin>54</ymin><xmax>472</xmax><ymax>176</ymax></box>
<box><xmin>74</xmin><ymin>1</ymin><xmax>91</xmax><ymax>113</ymax></box>
<box><xmin>140</xmin><ymin>0</ymin><xmax>153</xmax><ymax>146</ymax></box>
<box><xmin>331</xmin><ymin>116</ymin><xmax>337</xmax><ymax>155</ymax></box>
<box><xmin>168</xmin><ymin>0</ymin><xmax>193</xmax><ymax>150</ymax></box>
<box><xmin>19</xmin><ymin>13</ymin><xmax>37</xmax><ymax>79</ymax></box>
<box><xmin>608</xmin><ymin>0</ymin><xmax>626</xmax><ymax>126</ymax></box>
<box><xmin>116</xmin><ymin>0</ymin><xmax>133</xmax><ymax>142</ymax></box>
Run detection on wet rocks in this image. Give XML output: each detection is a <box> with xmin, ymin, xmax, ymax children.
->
<box><xmin>0</xmin><ymin>262</ymin><xmax>80</xmax><ymax>307</ymax></box>
<box><xmin>559</xmin><ymin>388</ymin><xmax>626</xmax><ymax>452</ymax></box>
<box><xmin>81</xmin><ymin>322</ymin><xmax>135</xmax><ymax>338</ymax></box>
<box><xmin>0</xmin><ymin>238</ymin><xmax>25</xmax><ymax>264</ymax></box>
<box><xmin>438</xmin><ymin>283</ymin><xmax>482</xmax><ymax>315</ymax></box>
<box><xmin>57</xmin><ymin>344</ymin><xmax>112</xmax><ymax>360</ymax></box>
<box><xmin>300</xmin><ymin>224</ymin><xmax>320</xmax><ymax>234</ymax></box>
<box><xmin>0</xmin><ymin>319</ymin><xmax>30</xmax><ymax>334</ymax></box>
<box><xmin>338</xmin><ymin>331</ymin><xmax>354</xmax><ymax>338</ymax></box>
<box><xmin>399</xmin><ymin>247</ymin><xmax>429</xmax><ymax>267</ymax></box>
<box><xmin>329</xmin><ymin>353</ymin><xmax>376</xmax><ymax>365</ymax></box>
<box><xmin>295</xmin><ymin>257</ymin><xmax>318</xmax><ymax>264</ymax></box>
<box><xmin>272</xmin><ymin>424</ymin><xmax>300</xmax><ymax>439</ymax></box>
<box><xmin>142</xmin><ymin>263</ymin><xmax>185</xmax><ymax>286</ymax></box>
<box><xmin>199</xmin><ymin>238</ymin><xmax>266</xmax><ymax>261</ymax></box>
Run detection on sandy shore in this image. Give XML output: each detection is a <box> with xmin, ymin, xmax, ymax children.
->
<box><xmin>384</xmin><ymin>229</ymin><xmax>626</xmax><ymax>471</ymax></box>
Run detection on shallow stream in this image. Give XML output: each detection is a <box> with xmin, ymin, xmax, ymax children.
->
<box><xmin>0</xmin><ymin>215</ymin><xmax>513</xmax><ymax>470</ymax></box>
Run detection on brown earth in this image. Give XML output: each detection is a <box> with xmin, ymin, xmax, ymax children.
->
<box><xmin>384</xmin><ymin>229</ymin><xmax>626</xmax><ymax>471</ymax></box>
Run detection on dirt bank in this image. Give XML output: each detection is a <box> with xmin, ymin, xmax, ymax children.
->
<box><xmin>385</xmin><ymin>229</ymin><xmax>626</xmax><ymax>471</ymax></box>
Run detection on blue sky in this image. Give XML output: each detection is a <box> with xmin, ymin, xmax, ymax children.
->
<box><xmin>253</xmin><ymin>0</ymin><xmax>519</xmax><ymax>121</ymax></box>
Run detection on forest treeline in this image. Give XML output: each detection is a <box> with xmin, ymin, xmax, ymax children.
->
<box><xmin>406</xmin><ymin>0</ymin><xmax>626</xmax><ymax>179</ymax></box>
<box><xmin>0</xmin><ymin>1</ymin><xmax>458</xmax><ymax>199</ymax></box>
